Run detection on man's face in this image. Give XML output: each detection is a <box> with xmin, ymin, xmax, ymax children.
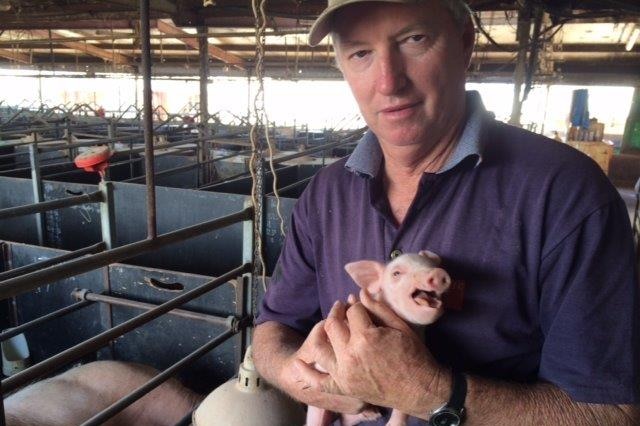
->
<box><xmin>333</xmin><ymin>2</ymin><xmax>474</xmax><ymax>149</ymax></box>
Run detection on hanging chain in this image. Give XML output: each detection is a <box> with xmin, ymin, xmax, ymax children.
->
<box><xmin>250</xmin><ymin>0</ymin><xmax>286</xmax><ymax>319</ymax></box>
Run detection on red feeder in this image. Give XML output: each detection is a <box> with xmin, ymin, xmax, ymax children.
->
<box><xmin>74</xmin><ymin>146</ymin><xmax>113</xmax><ymax>180</ymax></box>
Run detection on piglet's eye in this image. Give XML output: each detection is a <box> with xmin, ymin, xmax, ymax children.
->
<box><xmin>392</xmin><ymin>271</ymin><xmax>401</xmax><ymax>277</ymax></box>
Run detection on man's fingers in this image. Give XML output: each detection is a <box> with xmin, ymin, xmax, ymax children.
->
<box><xmin>359</xmin><ymin>289</ymin><xmax>412</xmax><ymax>333</ymax></box>
<box><xmin>345</xmin><ymin>302</ymin><xmax>374</xmax><ymax>332</ymax></box>
<box><xmin>293</xmin><ymin>359</ymin><xmax>344</xmax><ymax>395</ymax></box>
<box><xmin>324</xmin><ymin>300</ymin><xmax>350</xmax><ymax>354</ymax></box>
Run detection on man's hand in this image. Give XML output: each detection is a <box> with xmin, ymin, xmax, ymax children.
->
<box><xmin>296</xmin><ymin>290</ymin><xmax>447</xmax><ymax>414</ymax></box>
<box><xmin>279</xmin><ymin>320</ymin><xmax>368</xmax><ymax>414</ymax></box>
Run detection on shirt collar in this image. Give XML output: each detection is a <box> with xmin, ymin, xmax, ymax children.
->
<box><xmin>345</xmin><ymin>90</ymin><xmax>487</xmax><ymax>178</ymax></box>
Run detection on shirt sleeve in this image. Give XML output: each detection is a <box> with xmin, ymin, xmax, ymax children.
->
<box><xmin>255</xmin><ymin>186</ymin><xmax>322</xmax><ymax>335</ymax></box>
<box><xmin>538</xmin><ymin>197</ymin><xmax>640</xmax><ymax>404</ymax></box>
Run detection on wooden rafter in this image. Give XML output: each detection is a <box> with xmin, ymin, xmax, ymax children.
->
<box><xmin>31</xmin><ymin>30</ymin><xmax>132</xmax><ymax>66</ymax></box>
<box><xmin>156</xmin><ymin>19</ymin><xmax>245</xmax><ymax>70</ymax></box>
<box><xmin>0</xmin><ymin>48</ymin><xmax>30</xmax><ymax>64</ymax></box>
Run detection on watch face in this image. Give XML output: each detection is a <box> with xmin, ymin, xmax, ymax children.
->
<box><xmin>431</xmin><ymin>410</ymin><xmax>462</xmax><ymax>426</ymax></box>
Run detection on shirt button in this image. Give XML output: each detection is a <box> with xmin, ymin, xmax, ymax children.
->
<box><xmin>390</xmin><ymin>249</ymin><xmax>403</xmax><ymax>259</ymax></box>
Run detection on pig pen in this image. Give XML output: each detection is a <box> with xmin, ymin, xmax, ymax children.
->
<box><xmin>0</xmin><ymin>175</ymin><xmax>303</xmax><ymax>425</ymax></box>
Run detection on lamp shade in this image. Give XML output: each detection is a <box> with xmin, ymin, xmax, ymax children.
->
<box><xmin>193</xmin><ymin>346</ymin><xmax>306</xmax><ymax>426</ymax></box>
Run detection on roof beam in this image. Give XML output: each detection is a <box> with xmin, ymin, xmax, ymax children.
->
<box><xmin>156</xmin><ymin>20</ymin><xmax>245</xmax><ymax>70</ymax></box>
<box><xmin>31</xmin><ymin>30</ymin><xmax>132</xmax><ymax>66</ymax></box>
<box><xmin>0</xmin><ymin>48</ymin><xmax>30</xmax><ymax>64</ymax></box>
<box><xmin>104</xmin><ymin>0</ymin><xmax>176</xmax><ymax>14</ymax></box>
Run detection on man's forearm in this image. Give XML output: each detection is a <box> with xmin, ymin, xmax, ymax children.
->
<box><xmin>252</xmin><ymin>321</ymin><xmax>304</xmax><ymax>391</ymax></box>
<box><xmin>413</xmin><ymin>372</ymin><xmax>638</xmax><ymax>426</ymax></box>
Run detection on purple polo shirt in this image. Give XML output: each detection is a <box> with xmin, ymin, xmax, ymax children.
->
<box><xmin>257</xmin><ymin>92</ymin><xmax>640</xmax><ymax>419</ymax></box>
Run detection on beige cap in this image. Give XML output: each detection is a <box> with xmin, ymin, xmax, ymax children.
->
<box><xmin>308</xmin><ymin>0</ymin><xmax>418</xmax><ymax>46</ymax></box>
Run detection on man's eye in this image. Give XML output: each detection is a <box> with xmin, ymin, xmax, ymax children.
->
<box><xmin>350</xmin><ymin>50</ymin><xmax>370</xmax><ymax>59</ymax></box>
<box><xmin>405</xmin><ymin>34</ymin><xmax>426</xmax><ymax>44</ymax></box>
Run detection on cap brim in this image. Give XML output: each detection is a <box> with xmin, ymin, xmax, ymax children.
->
<box><xmin>308</xmin><ymin>0</ymin><xmax>412</xmax><ymax>46</ymax></box>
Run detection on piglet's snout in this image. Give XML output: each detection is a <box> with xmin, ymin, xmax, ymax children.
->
<box><xmin>421</xmin><ymin>268</ymin><xmax>451</xmax><ymax>294</ymax></box>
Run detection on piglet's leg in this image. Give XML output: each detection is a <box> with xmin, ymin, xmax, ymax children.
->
<box><xmin>385</xmin><ymin>409</ymin><xmax>408</xmax><ymax>426</ymax></box>
<box><xmin>306</xmin><ymin>405</ymin><xmax>335</xmax><ymax>426</ymax></box>
<box><xmin>341</xmin><ymin>407</ymin><xmax>382</xmax><ymax>426</ymax></box>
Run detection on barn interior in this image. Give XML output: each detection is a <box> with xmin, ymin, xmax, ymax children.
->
<box><xmin>0</xmin><ymin>0</ymin><xmax>639</xmax><ymax>424</ymax></box>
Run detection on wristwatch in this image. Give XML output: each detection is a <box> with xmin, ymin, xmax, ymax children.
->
<box><xmin>427</xmin><ymin>370</ymin><xmax>467</xmax><ymax>426</ymax></box>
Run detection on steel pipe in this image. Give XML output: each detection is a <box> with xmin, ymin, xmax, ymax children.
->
<box><xmin>72</xmin><ymin>289</ymin><xmax>236</xmax><ymax>328</ymax></box>
<box><xmin>140</xmin><ymin>0</ymin><xmax>157</xmax><ymax>239</ymax></box>
<box><xmin>0</xmin><ymin>242</ymin><xmax>105</xmax><ymax>282</ymax></box>
<box><xmin>123</xmin><ymin>149</ymin><xmax>252</xmax><ymax>184</ymax></box>
<box><xmin>1</xmin><ymin>263</ymin><xmax>250</xmax><ymax>394</ymax></box>
<box><xmin>0</xmin><ymin>300</ymin><xmax>93</xmax><ymax>342</ymax></box>
<box><xmin>80</xmin><ymin>329</ymin><xmax>236</xmax><ymax>426</ymax></box>
<box><xmin>0</xmin><ymin>190</ymin><xmax>103</xmax><ymax>220</ymax></box>
<box><xmin>0</xmin><ymin>207</ymin><xmax>253</xmax><ymax>300</ymax></box>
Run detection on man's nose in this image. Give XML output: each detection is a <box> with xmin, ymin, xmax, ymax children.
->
<box><xmin>375</xmin><ymin>49</ymin><xmax>407</xmax><ymax>95</ymax></box>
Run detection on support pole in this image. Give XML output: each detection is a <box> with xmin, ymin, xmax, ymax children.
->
<box><xmin>140</xmin><ymin>0</ymin><xmax>157</xmax><ymax>239</ymax></box>
<box><xmin>509</xmin><ymin>2</ymin><xmax>532</xmax><ymax>127</ymax></box>
<box><xmin>198</xmin><ymin>26</ymin><xmax>212</xmax><ymax>186</ymax></box>
<box><xmin>28</xmin><ymin>142</ymin><xmax>46</xmax><ymax>245</ymax></box>
<box><xmin>99</xmin><ymin>181</ymin><xmax>116</xmax><ymax>249</ymax></box>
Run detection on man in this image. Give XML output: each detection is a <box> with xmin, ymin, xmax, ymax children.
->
<box><xmin>253</xmin><ymin>0</ymin><xmax>640</xmax><ymax>424</ymax></box>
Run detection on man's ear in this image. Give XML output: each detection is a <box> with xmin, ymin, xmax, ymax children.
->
<box><xmin>418</xmin><ymin>250</ymin><xmax>442</xmax><ymax>265</ymax></box>
<box><xmin>344</xmin><ymin>260</ymin><xmax>385</xmax><ymax>294</ymax></box>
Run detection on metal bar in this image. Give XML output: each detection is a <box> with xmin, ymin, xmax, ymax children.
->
<box><xmin>0</xmin><ymin>378</ymin><xmax>4</xmax><ymax>426</ymax></box>
<box><xmin>173</xmin><ymin>410</ymin><xmax>195</xmax><ymax>426</ymax></box>
<box><xmin>0</xmin><ymin>207</ymin><xmax>253</xmax><ymax>300</ymax></box>
<box><xmin>0</xmin><ymin>300</ymin><xmax>93</xmax><ymax>342</ymax></box>
<box><xmin>240</xmin><ymin>198</ymin><xmax>253</xmax><ymax>364</ymax></box>
<box><xmin>0</xmin><ymin>190</ymin><xmax>103</xmax><ymax>220</ymax></box>
<box><xmin>199</xmin><ymin>25</ymin><xmax>211</xmax><ymax>186</ymax></box>
<box><xmin>99</xmin><ymin>182</ymin><xmax>116</xmax><ymax>249</ymax></box>
<box><xmin>28</xmin><ymin>143</ymin><xmax>45</xmax><ymax>245</ymax></box>
<box><xmin>81</xmin><ymin>329</ymin><xmax>236</xmax><ymax>426</ymax></box>
<box><xmin>0</xmin><ymin>242</ymin><xmax>105</xmax><ymax>282</ymax></box>
<box><xmin>0</xmin><ymin>158</ymin><xmax>74</xmax><ymax>175</ymax></box>
<box><xmin>124</xmin><ymin>149</ymin><xmax>252</xmax><ymax>184</ymax></box>
<box><xmin>72</xmin><ymin>289</ymin><xmax>235</xmax><ymax>327</ymax></box>
<box><xmin>268</xmin><ymin>176</ymin><xmax>313</xmax><ymax>195</ymax></box>
<box><xmin>1</xmin><ymin>264</ymin><xmax>249</xmax><ymax>394</ymax></box>
<box><xmin>141</xmin><ymin>0</ymin><xmax>157</xmax><ymax>239</ymax></box>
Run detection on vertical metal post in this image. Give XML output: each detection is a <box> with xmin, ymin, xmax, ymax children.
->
<box><xmin>28</xmin><ymin>142</ymin><xmax>45</xmax><ymax>246</ymax></box>
<box><xmin>140</xmin><ymin>0</ymin><xmax>157</xmax><ymax>239</ymax></box>
<box><xmin>509</xmin><ymin>1</ymin><xmax>532</xmax><ymax>127</ymax></box>
<box><xmin>198</xmin><ymin>26</ymin><xmax>212</xmax><ymax>186</ymax></box>
<box><xmin>108</xmin><ymin>119</ymin><xmax>116</xmax><ymax>145</ymax></box>
<box><xmin>99</xmin><ymin>181</ymin><xmax>116</xmax><ymax>250</ymax></box>
<box><xmin>241</xmin><ymin>199</ymin><xmax>254</xmax><ymax>355</ymax></box>
<box><xmin>65</xmin><ymin>117</ymin><xmax>74</xmax><ymax>161</ymax></box>
<box><xmin>246</xmin><ymin>71</ymin><xmax>251</xmax><ymax>124</ymax></box>
<box><xmin>0</xmin><ymin>377</ymin><xmax>5</xmax><ymax>426</ymax></box>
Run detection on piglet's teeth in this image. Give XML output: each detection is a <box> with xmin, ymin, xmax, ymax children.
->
<box><xmin>412</xmin><ymin>290</ymin><xmax>441</xmax><ymax>308</ymax></box>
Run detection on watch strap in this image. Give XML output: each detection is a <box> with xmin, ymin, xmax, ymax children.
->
<box><xmin>449</xmin><ymin>370</ymin><xmax>467</xmax><ymax>411</ymax></box>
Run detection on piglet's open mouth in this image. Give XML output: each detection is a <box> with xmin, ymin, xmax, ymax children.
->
<box><xmin>412</xmin><ymin>289</ymin><xmax>442</xmax><ymax>308</ymax></box>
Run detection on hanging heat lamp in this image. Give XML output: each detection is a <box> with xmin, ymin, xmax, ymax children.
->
<box><xmin>193</xmin><ymin>346</ymin><xmax>306</xmax><ymax>426</ymax></box>
<box><xmin>73</xmin><ymin>146</ymin><xmax>113</xmax><ymax>180</ymax></box>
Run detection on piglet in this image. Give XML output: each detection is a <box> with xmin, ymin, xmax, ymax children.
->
<box><xmin>306</xmin><ymin>250</ymin><xmax>451</xmax><ymax>426</ymax></box>
<box><xmin>4</xmin><ymin>360</ymin><xmax>202</xmax><ymax>426</ymax></box>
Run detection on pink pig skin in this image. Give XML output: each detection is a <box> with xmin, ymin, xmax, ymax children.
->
<box><xmin>4</xmin><ymin>361</ymin><xmax>202</xmax><ymax>426</ymax></box>
<box><xmin>306</xmin><ymin>251</ymin><xmax>451</xmax><ymax>426</ymax></box>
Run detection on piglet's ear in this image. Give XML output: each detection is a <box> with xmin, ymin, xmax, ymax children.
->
<box><xmin>344</xmin><ymin>260</ymin><xmax>385</xmax><ymax>294</ymax></box>
<box><xmin>418</xmin><ymin>250</ymin><xmax>441</xmax><ymax>265</ymax></box>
